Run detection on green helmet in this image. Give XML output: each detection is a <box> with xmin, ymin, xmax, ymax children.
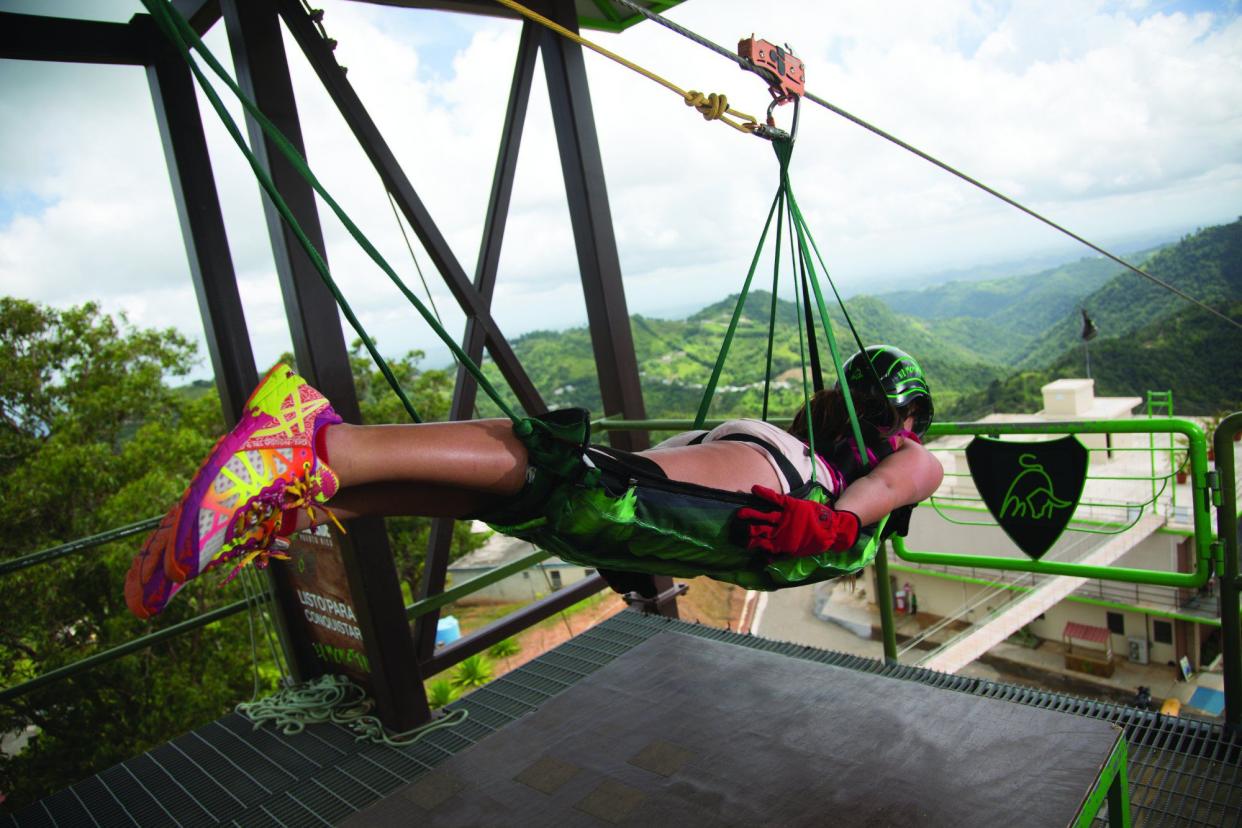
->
<box><xmin>839</xmin><ymin>345</ymin><xmax>934</xmax><ymax>437</ymax></box>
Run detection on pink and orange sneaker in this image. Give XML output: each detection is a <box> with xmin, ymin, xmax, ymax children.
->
<box><xmin>125</xmin><ymin>509</ymin><xmax>183</xmax><ymax>620</ymax></box>
<box><xmin>127</xmin><ymin>364</ymin><xmax>343</xmax><ymax>617</ymax></box>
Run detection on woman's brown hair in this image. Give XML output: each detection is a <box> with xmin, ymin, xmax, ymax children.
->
<box><xmin>789</xmin><ymin>386</ymin><xmax>905</xmax><ymax>451</ymax></box>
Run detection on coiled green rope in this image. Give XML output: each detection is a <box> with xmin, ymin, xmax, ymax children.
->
<box><xmin>237</xmin><ymin>673</ymin><xmax>468</xmax><ymax>747</ymax></box>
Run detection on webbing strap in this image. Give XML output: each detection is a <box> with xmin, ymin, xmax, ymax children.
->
<box><xmin>692</xmin><ymin>190</ymin><xmax>782</xmax><ymax>430</ymax></box>
<box><xmin>695</xmin><ymin>135</ymin><xmax>878</xmax><ymax>475</ymax></box>
<box><xmin>760</xmin><ymin>191</ymin><xmax>784</xmax><ymax>422</ymax></box>
<box><xmin>142</xmin><ymin>0</ymin><xmax>524</xmax><ymax>429</ymax></box>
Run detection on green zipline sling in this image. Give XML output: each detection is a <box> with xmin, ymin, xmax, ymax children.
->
<box><xmin>142</xmin><ymin>0</ymin><xmax>892</xmax><ymax>589</ymax></box>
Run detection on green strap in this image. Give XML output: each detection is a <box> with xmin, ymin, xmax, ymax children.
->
<box><xmin>760</xmin><ymin>189</ymin><xmax>786</xmax><ymax>421</ymax></box>
<box><xmin>142</xmin><ymin>0</ymin><xmax>523</xmax><ymax>427</ymax></box>
<box><xmin>783</xmin><ymin>183</ymin><xmax>869</xmax><ymax>464</ymax></box>
<box><xmin>692</xmin><ymin>190</ymin><xmax>782</xmax><ymax>430</ymax></box>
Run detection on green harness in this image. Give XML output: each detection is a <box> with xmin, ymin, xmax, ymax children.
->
<box><xmin>480</xmin><ymin>411</ymin><xmax>882</xmax><ymax>591</ymax></box>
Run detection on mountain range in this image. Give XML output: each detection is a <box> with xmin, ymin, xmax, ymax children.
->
<box><xmin>478</xmin><ymin>218</ymin><xmax>1242</xmax><ymax>420</ymax></box>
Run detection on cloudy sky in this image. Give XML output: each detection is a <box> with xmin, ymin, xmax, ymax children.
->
<box><xmin>1</xmin><ymin>0</ymin><xmax>1239</xmax><ymax>377</ymax></box>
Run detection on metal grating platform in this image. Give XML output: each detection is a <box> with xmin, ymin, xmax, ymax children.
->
<box><xmin>5</xmin><ymin>611</ymin><xmax>1241</xmax><ymax>826</ymax></box>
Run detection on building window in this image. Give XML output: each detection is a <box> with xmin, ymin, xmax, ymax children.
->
<box><xmin>550</xmin><ymin>570</ymin><xmax>563</xmax><ymax>591</ymax></box>
<box><xmin>1106</xmin><ymin>612</ymin><xmax>1125</xmax><ymax>635</ymax></box>
<box><xmin>1153</xmin><ymin>620</ymin><xmax>1173</xmax><ymax>645</ymax></box>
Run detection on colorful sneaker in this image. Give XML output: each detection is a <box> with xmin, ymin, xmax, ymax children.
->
<box><xmin>125</xmin><ymin>509</ymin><xmax>183</xmax><ymax>619</ymax></box>
<box><xmin>162</xmin><ymin>363</ymin><xmax>343</xmax><ymax>585</ymax></box>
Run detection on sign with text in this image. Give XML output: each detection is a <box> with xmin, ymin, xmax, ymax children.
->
<box><xmin>966</xmin><ymin>435</ymin><xmax>1088</xmax><ymax>560</ymax></box>
<box><xmin>273</xmin><ymin>525</ymin><xmax>372</xmax><ymax>684</ymax></box>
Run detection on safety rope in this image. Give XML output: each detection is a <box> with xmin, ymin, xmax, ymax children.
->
<box><xmin>493</xmin><ymin>0</ymin><xmax>759</xmax><ymax>134</ymax></box>
<box><xmin>237</xmin><ymin>673</ymin><xmax>468</xmax><ymax>747</ymax></box>
<box><xmin>611</xmin><ymin>0</ymin><xmax>1241</xmax><ymax>333</ymax></box>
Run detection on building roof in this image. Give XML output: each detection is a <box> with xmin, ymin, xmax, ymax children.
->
<box><xmin>1063</xmin><ymin>621</ymin><xmax>1111</xmax><ymax>645</ymax></box>
<box><xmin>450</xmin><ymin>524</ymin><xmax>570</xmax><ymax>570</ymax></box>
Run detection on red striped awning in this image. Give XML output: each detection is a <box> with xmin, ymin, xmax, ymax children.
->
<box><xmin>1063</xmin><ymin>621</ymin><xmax>1110</xmax><ymax>644</ymax></box>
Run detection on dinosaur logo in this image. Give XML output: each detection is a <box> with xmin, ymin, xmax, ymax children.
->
<box><xmin>1000</xmin><ymin>454</ymin><xmax>1073</xmax><ymax>520</ymax></box>
<box><xmin>966</xmin><ymin>436</ymin><xmax>1088</xmax><ymax>560</ymax></box>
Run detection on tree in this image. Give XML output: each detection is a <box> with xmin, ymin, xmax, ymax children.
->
<box><xmin>0</xmin><ymin>304</ymin><xmax>485</xmax><ymax>811</ymax></box>
<box><xmin>0</xmin><ymin>299</ymin><xmax>263</xmax><ymax>811</ymax></box>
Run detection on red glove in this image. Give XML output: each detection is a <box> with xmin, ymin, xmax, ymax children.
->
<box><xmin>736</xmin><ymin>485</ymin><xmax>860</xmax><ymax>557</ymax></box>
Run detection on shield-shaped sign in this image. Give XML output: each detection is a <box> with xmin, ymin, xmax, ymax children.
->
<box><xmin>965</xmin><ymin>435</ymin><xmax>1088</xmax><ymax>560</ymax></box>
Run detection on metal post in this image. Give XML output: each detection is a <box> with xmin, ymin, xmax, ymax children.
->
<box><xmin>1215</xmin><ymin>411</ymin><xmax>1241</xmax><ymax>730</ymax></box>
<box><xmin>538</xmin><ymin>0</ymin><xmax>676</xmax><ymax>616</ymax></box>
<box><xmin>273</xmin><ymin>0</ymin><xmax>546</xmax><ymax>416</ymax></box>
<box><xmin>874</xmin><ymin>540</ymin><xmax>899</xmax><ymax>663</ymax></box>
<box><xmin>415</xmin><ymin>21</ymin><xmax>542</xmax><ymax>663</ymax></box>
<box><xmin>140</xmin><ymin>14</ymin><xmax>258</xmax><ymax>418</ymax></box>
<box><xmin>220</xmin><ymin>0</ymin><xmax>428</xmax><ymax>729</ymax></box>
<box><xmin>537</xmin><ymin>0</ymin><xmax>648</xmax><ymax>449</ymax></box>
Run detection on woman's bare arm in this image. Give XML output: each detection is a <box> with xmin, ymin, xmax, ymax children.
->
<box><xmin>831</xmin><ymin>440</ymin><xmax>944</xmax><ymax>526</ymax></box>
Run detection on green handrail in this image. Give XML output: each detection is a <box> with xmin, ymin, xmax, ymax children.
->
<box><xmin>0</xmin><ymin>592</ymin><xmax>270</xmax><ymax>704</ymax></box>
<box><xmin>891</xmin><ymin>417</ymin><xmax>1215</xmax><ymax>588</ymax></box>
<box><xmin>405</xmin><ymin>548</ymin><xmax>551</xmax><ymax>620</ymax></box>
<box><xmin>887</xmin><ymin>563</ymin><xmax>1222</xmax><ymax>627</ymax></box>
<box><xmin>0</xmin><ymin>516</ymin><xmax>162</xmax><ymax>576</ymax></box>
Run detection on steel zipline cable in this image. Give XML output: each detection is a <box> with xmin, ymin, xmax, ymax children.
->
<box><xmin>609</xmin><ymin>0</ymin><xmax>1241</xmax><ymax>332</ymax></box>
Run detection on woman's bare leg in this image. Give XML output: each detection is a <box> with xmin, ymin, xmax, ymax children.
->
<box><xmin>324</xmin><ymin>419</ymin><xmax>528</xmax><ymax>495</ymax></box>
<box><xmin>324</xmin><ymin>483</ymin><xmax>498</xmax><ymax>521</ymax></box>
<box><xmin>303</xmin><ymin>420</ymin><xmax>781</xmax><ymax>528</ymax></box>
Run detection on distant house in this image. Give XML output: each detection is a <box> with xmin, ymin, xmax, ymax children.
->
<box><xmin>448</xmin><ymin>526</ymin><xmax>596</xmax><ymax>603</ymax></box>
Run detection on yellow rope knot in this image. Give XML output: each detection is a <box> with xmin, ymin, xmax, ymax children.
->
<box><xmin>685</xmin><ymin>90</ymin><xmax>726</xmax><ymax>121</ymax></box>
<box><xmin>684</xmin><ymin>90</ymin><xmax>758</xmax><ymax>133</ymax></box>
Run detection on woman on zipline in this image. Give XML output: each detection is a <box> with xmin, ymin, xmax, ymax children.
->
<box><xmin>127</xmin><ymin>345</ymin><xmax>942</xmax><ymax>618</ymax></box>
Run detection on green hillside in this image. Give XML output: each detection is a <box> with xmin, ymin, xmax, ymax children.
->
<box><xmin>1015</xmin><ymin>220</ymin><xmax>1242</xmax><ymax>369</ymax></box>
<box><xmin>478</xmin><ymin>220</ymin><xmax>1240</xmax><ymax>424</ymax></box>
<box><xmin>881</xmin><ymin>255</ymin><xmax>1127</xmax><ymax>324</ymax></box>
<box><xmin>952</xmin><ymin>300</ymin><xmax>1241</xmax><ymax>417</ymax></box>
<box><xmin>482</xmin><ymin>290</ymin><xmax>1004</xmax><ymax>421</ymax></box>
<box><xmin>879</xmin><ymin>250</ymin><xmax>1164</xmax><ymax>364</ymax></box>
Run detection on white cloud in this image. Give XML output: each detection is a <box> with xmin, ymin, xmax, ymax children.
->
<box><xmin>0</xmin><ymin>0</ymin><xmax>1238</xmax><ymax>378</ymax></box>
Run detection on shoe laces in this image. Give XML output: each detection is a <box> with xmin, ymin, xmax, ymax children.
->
<box><xmin>219</xmin><ymin>462</ymin><xmax>345</xmax><ymax>583</ymax></box>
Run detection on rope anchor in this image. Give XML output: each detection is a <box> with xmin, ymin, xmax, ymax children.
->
<box><xmin>738</xmin><ymin>36</ymin><xmax>805</xmax><ymax>106</ymax></box>
<box><xmin>738</xmin><ymin>36</ymin><xmax>804</xmax><ymax>141</ymax></box>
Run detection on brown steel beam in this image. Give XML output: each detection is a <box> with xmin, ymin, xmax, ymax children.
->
<box><xmin>0</xmin><ymin>12</ymin><xmax>147</xmax><ymax>65</ymax></box>
<box><xmin>172</xmin><ymin>0</ymin><xmax>221</xmax><ymax>34</ymax></box>
<box><xmin>139</xmin><ymin>14</ymin><xmax>257</xmax><ymax>420</ymax></box>
<box><xmin>274</xmin><ymin>0</ymin><xmax>546</xmax><ymax>416</ymax></box>
<box><xmin>220</xmin><ymin>0</ymin><xmax>429</xmax><ymax>730</ymax></box>
<box><xmin>422</xmin><ymin>574</ymin><xmax>608</xmax><ymax>676</ymax></box>
<box><xmin>537</xmin><ymin>0</ymin><xmax>648</xmax><ymax>452</ymax></box>
<box><xmin>415</xmin><ymin>21</ymin><xmax>543</xmax><ymax>664</ymax></box>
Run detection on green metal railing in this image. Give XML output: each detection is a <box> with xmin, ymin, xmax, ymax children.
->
<box><xmin>892</xmin><ymin>417</ymin><xmax>1215</xmax><ymax>588</ymax></box>
<box><xmin>0</xmin><ymin>516</ymin><xmax>162</xmax><ymax>577</ymax></box>
<box><xmin>1213</xmin><ymin>411</ymin><xmax>1240</xmax><ymax>729</ymax></box>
